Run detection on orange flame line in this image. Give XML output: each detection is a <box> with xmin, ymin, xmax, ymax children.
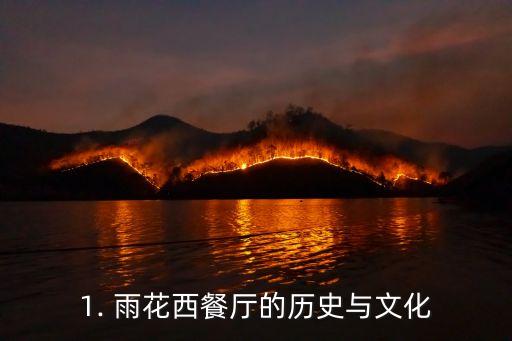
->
<box><xmin>193</xmin><ymin>155</ymin><xmax>389</xmax><ymax>187</ymax></box>
<box><xmin>60</xmin><ymin>156</ymin><xmax>160</xmax><ymax>189</ymax></box>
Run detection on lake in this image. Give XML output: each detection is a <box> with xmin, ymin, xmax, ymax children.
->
<box><xmin>0</xmin><ymin>198</ymin><xmax>511</xmax><ymax>339</ymax></box>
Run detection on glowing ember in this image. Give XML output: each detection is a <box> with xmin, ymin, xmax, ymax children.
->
<box><xmin>183</xmin><ymin>139</ymin><xmax>442</xmax><ymax>187</ymax></box>
<box><xmin>195</xmin><ymin>155</ymin><xmax>387</xmax><ymax>186</ymax></box>
<box><xmin>392</xmin><ymin>173</ymin><xmax>431</xmax><ymax>186</ymax></box>
<box><xmin>49</xmin><ymin>138</ymin><xmax>444</xmax><ymax>190</ymax></box>
<box><xmin>49</xmin><ymin>146</ymin><xmax>162</xmax><ymax>189</ymax></box>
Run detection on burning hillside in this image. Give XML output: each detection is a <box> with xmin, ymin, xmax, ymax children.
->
<box><xmin>1</xmin><ymin>106</ymin><xmax>506</xmax><ymax>200</ymax></box>
<box><xmin>49</xmin><ymin>137</ymin><xmax>442</xmax><ymax>192</ymax></box>
<box><xmin>49</xmin><ymin>146</ymin><xmax>164</xmax><ymax>189</ymax></box>
<box><xmin>167</xmin><ymin>157</ymin><xmax>389</xmax><ymax>199</ymax></box>
<box><xmin>181</xmin><ymin>138</ymin><xmax>441</xmax><ymax>186</ymax></box>
<box><xmin>50</xmin><ymin>158</ymin><xmax>157</xmax><ymax>200</ymax></box>
<box><xmin>48</xmin><ymin>108</ymin><xmax>446</xmax><ymax>193</ymax></box>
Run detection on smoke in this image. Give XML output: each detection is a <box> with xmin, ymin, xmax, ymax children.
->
<box><xmin>169</xmin><ymin>4</ymin><xmax>512</xmax><ymax>147</ymax></box>
<box><xmin>1</xmin><ymin>1</ymin><xmax>511</xmax><ymax>147</ymax></box>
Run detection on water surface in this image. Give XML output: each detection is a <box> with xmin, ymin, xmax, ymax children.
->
<box><xmin>0</xmin><ymin>199</ymin><xmax>510</xmax><ymax>338</ymax></box>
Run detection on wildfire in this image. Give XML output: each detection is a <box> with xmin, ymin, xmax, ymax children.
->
<box><xmin>49</xmin><ymin>146</ymin><xmax>162</xmax><ymax>189</ymax></box>
<box><xmin>392</xmin><ymin>173</ymin><xmax>431</xmax><ymax>186</ymax></box>
<box><xmin>183</xmin><ymin>139</ymin><xmax>442</xmax><ymax>187</ymax></box>
<box><xmin>49</xmin><ymin>138</ymin><xmax>444</xmax><ymax>191</ymax></box>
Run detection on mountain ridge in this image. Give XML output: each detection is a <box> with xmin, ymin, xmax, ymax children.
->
<box><xmin>0</xmin><ymin>107</ymin><xmax>510</xmax><ymax>200</ymax></box>
<box><xmin>1</xmin><ymin>114</ymin><xmax>509</xmax><ymax>153</ymax></box>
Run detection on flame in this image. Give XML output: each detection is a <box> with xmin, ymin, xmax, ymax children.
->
<box><xmin>183</xmin><ymin>139</ymin><xmax>442</xmax><ymax>187</ymax></box>
<box><xmin>392</xmin><ymin>173</ymin><xmax>431</xmax><ymax>186</ymax></box>
<box><xmin>49</xmin><ymin>138</ymin><xmax>444</xmax><ymax>190</ymax></box>
<box><xmin>194</xmin><ymin>155</ymin><xmax>386</xmax><ymax>186</ymax></box>
<box><xmin>49</xmin><ymin>146</ymin><xmax>162</xmax><ymax>189</ymax></box>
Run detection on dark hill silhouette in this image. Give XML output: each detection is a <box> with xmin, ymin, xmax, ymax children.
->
<box><xmin>163</xmin><ymin>158</ymin><xmax>389</xmax><ymax>199</ymax></box>
<box><xmin>0</xmin><ymin>158</ymin><xmax>157</xmax><ymax>200</ymax></box>
<box><xmin>49</xmin><ymin>158</ymin><xmax>157</xmax><ymax>200</ymax></box>
<box><xmin>358</xmin><ymin>129</ymin><xmax>509</xmax><ymax>174</ymax></box>
<box><xmin>444</xmin><ymin>150</ymin><xmax>512</xmax><ymax>207</ymax></box>
<box><xmin>0</xmin><ymin>114</ymin><xmax>223</xmax><ymax>184</ymax></box>
<box><xmin>0</xmin><ymin>106</ymin><xmax>509</xmax><ymax>200</ymax></box>
<box><xmin>125</xmin><ymin>114</ymin><xmax>213</xmax><ymax>138</ymax></box>
<box><xmin>392</xmin><ymin>176</ymin><xmax>437</xmax><ymax>196</ymax></box>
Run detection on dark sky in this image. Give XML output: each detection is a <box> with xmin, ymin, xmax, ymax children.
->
<box><xmin>1</xmin><ymin>0</ymin><xmax>511</xmax><ymax>147</ymax></box>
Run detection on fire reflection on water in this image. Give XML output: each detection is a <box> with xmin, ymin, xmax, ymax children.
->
<box><xmin>205</xmin><ymin>199</ymin><xmax>342</xmax><ymax>290</ymax></box>
<box><xmin>94</xmin><ymin>201</ymin><xmax>165</xmax><ymax>290</ymax></box>
<box><xmin>90</xmin><ymin>199</ymin><xmax>440</xmax><ymax>292</ymax></box>
<box><xmin>204</xmin><ymin>198</ymin><xmax>440</xmax><ymax>291</ymax></box>
<box><xmin>389</xmin><ymin>199</ymin><xmax>440</xmax><ymax>252</ymax></box>
<box><xmin>234</xmin><ymin>200</ymin><xmax>255</xmax><ymax>271</ymax></box>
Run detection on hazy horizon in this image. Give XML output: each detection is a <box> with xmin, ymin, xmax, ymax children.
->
<box><xmin>1</xmin><ymin>0</ymin><xmax>511</xmax><ymax>147</ymax></box>
<box><xmin>2</xmin><ymin>109</ymin><xmax>510</xmax><ymax>149</ymax></box>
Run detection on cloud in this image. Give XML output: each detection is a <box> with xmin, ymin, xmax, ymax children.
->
<box><xmin>0</xmin><ymin>1</ymin><xmax>511</xmax><ymax>147</ymax></box>
<box><xmin>168</xmin><ymin>4</ymin><xmax>512</xmax><ymax>147</ymax></box>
